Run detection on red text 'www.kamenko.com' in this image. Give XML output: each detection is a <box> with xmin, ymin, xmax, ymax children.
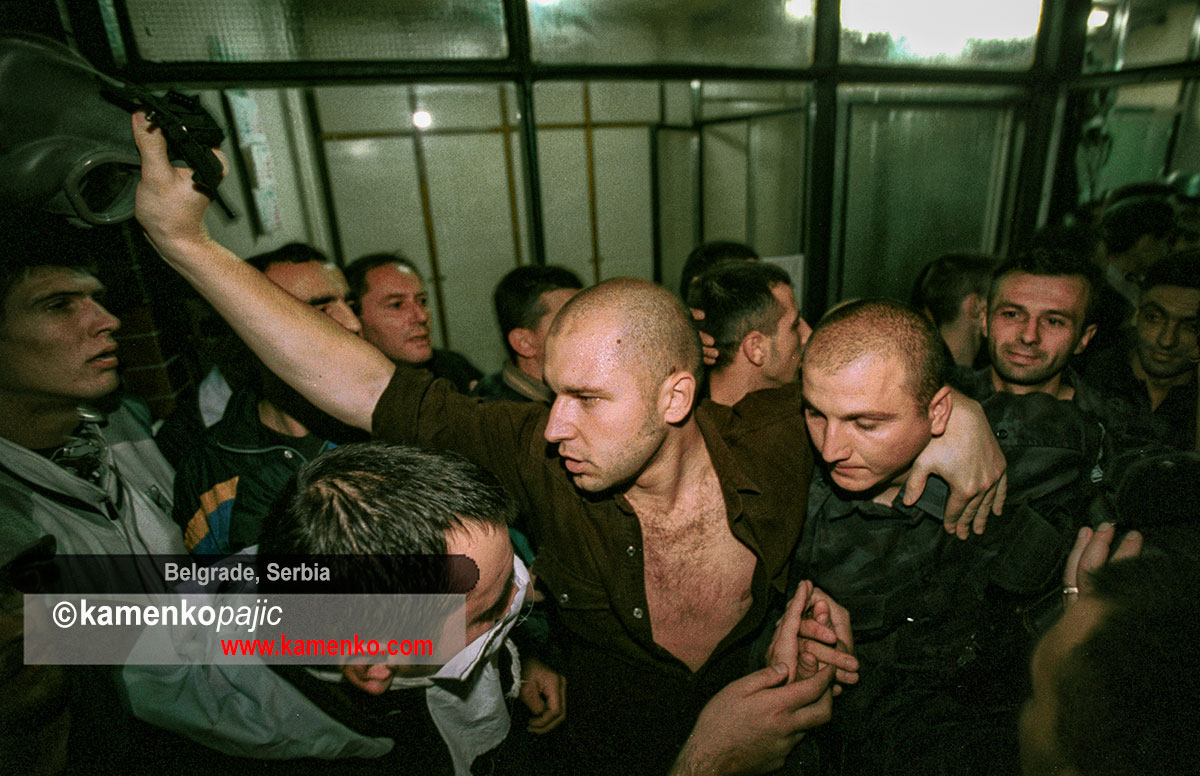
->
<box><xmin>220</xmin><ymin>633</ymin><xmax>434</xmax><ymax>658</ymax></box>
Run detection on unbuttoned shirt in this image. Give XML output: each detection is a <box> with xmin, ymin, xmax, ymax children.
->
<box><xmin>372</xmin><ymin>366</ymin><xmax>811</xmax><ymax>771</ymax></box>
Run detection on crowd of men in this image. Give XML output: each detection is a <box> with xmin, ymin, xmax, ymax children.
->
<box><xmin>0</xmin><ymin>111</ymin><xmax>1196</xmax><ymax>775</ymax></box>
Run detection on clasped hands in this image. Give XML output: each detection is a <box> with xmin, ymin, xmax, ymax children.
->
<box><xmin>671</xmin><ymin>582</ymin><xmax>857</xmax><ymax>775</ymax></box>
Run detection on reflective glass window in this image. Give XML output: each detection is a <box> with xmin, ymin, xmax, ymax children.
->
<box><xmin>840</xmin><ymin>0</ymin><xmax>1042</xmax><ymax>69</ymax></box>
<box><xmin>124</xmin><ymin>0</ymin><xmax>507</xmax><ymax>62</ymax></box>
<box><xmin>1077</xmin><ymin>83</ymin><xmax>1184</xmax><ymax>201</ymax></box>
<box><xmin>1084</xmin><ymin>0</ymin><xmax>1199</xmax><ymax>72</ymax></box>
<box><xmin>836</xmin><ymin>86</ymin><xmax>1021</xmax><ymax>302</ymax></box>
<box><xmin>528</xmin><ymin>0</ymin><xmax>814</xmax><ymax>67</ymax></box>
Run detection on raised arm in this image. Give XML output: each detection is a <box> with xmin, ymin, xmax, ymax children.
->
<box><xmin>131</xmin><ymin>112</ymin><xmax>393</xmax><ymax>431</ymax></box>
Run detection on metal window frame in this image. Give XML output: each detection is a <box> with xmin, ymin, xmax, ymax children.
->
<box><xmin>67</xmin><ymin>0</ymin><xmax>1200</xmax><ymax>312</ymax></box>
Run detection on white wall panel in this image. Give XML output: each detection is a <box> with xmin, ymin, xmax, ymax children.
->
<box><xmin>424</xmin><ymin>133</ymin><xmax>519</xmax><ymax>371</ymax></box>
<box><xmin>594</xmin><ymin>128</ymin><xmax>653</xmax><ymax>280</ymax></box>
<box><xmin>537</xmin><ymin>130</ymin><xmax>594</xmax><ymax>282</ymax></box>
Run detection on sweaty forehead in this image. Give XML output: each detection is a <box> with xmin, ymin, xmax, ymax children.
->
<box><xmin>545</xmin><ymin>318</ymin><xmax>637</xmax><ymax>379</ymax></box>
<box><xmin>365</xmin><ymin>264</ymin><xmax>425</xmax><ymax>296</ymax></box>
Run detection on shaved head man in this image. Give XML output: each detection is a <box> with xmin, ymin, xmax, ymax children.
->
<box><xmin>803</xmin><ymin>299</ymin><xmax>952</xmax><ymax>497</ymax></box>
<box><xmin>544</xmin><ymin>279</ymin><xmax>702</xmax><ymax>492</ymax></box>
<box><xmin>796</xmin><ymin>299</ymin><xmax>1029</xmax><ymax>775</ymax></box>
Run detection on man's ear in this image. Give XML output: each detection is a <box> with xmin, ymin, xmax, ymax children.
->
<box><xmin>979</xmin><ymin>299</ymin><xmax>991</xmax><ymax>338</ymax></box>
<box><xmin>1074</xmin><ymin>323</ymin><xmax>1099</xmax><ymax>355</ymax></box>
<box><xmin>799</xmin><ymin>317</ymin><xmax>813</xmax><ymax>348</ymax></box>
<box><xmin>659</xmin><ymin>370</ymin><xmax>697</xmax><ymax>425</ymax></box>
<box><xmin>507</xmin><ymin>328</ymin><xmax>538</xmax><ymax>360</ymax></box>
<box><xmin>963</xmin><ymin>293</ymin><xmax>987</xmax><ymax>324</ymax></box>
<box><xmin>742</xmin><ymin>331</ymin><xmax>767</xmax><ymax>367</ymax></box>
<box><xmin>927</xmin><ymin>385</ymin><xmax>954</xmax><ymax>436</ymax></box>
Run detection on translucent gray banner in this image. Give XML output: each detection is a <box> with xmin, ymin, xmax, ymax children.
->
<box><xmin>24</xmin><ymin>593</ymin><xmax>466</xmax><ymax>666</ymax></box>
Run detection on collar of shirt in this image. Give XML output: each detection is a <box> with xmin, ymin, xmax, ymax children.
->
<box><xmin>812</xmin><ymin>468</ymin><xmax>947</xmax><ymax>527</ymax></box>
<box><xmin>500</xmin><ymin>362</ymin><xmax>554</xmax><ymax>404</ymax></box>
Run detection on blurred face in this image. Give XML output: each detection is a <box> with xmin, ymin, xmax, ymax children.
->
<box><xmin>1019</xmin><ymin>596</ymin><xmax>1109</xmax><ymax>776</ymax></box>
<box><xmin>263</xmin><ymin>261</ymin><xmax>362</xmax><ymax>335</ymax></box>
<box><xmin>1133</xmin><ymin>285</ymin><xmax>1200</xmax><ymax>381</ymax></box>
<box><xmin>803</xmin><ymin>354</ymin><xmax>937</xmax><ymax>493</ymax></box>
<box><xmin>543</xmin><ymin>316</ymin><xmax>667</xmax><ymax>493</ymax></box>
<box><xmin>986</xmin><ymin>272</ymin><xmax>1096</xmax><ymax>394</ymax></box>
<box><xmin>358</xmin><ymin>264</ymin><xmax>433</xmax><ymax>364</ymax></box>
<box><xmin>529</xmin><ymin>287</ymin><xmax>579</xmax><ymax>359</ymax></box>
<box><xmin>0</xmin><ymin>268</ymin><xmax>121</xmax><ymax>409</ymax></box>
<box><xmin>761</xmin><ymin>284</ymin><xmax>807</xmax><ymax>387</ymax></box>
<box><xmin>342</xmin><ymin>522</ymin><xmax>518</xmax><ymax>695</ymax></box>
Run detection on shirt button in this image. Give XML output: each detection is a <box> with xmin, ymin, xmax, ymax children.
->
<box><xmin>559</xmin><ymin>593</ymin><xmax>569</xmax><ymax>604</ymax></box>
<box><xmin>632</xmin><ymin>607</ymin><xmax>644</xmax><ymax>619</ymax></box>
<box><xmin>626</xmin><ymin>545</ymin><xmax>636</xmax><ymax>557</ymax></box>
<box><xmin>283</xmin><ymin>450</ymin><xmax>294</xmax><ymax>459</ymax></box>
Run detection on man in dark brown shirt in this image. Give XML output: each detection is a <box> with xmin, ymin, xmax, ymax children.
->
<box><xmin>131</xmin><ymin>113</ymin><xmax>1005</xmax><ymax>775</ymax></box>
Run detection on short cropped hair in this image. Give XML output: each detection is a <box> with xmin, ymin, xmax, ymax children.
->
<box><xmin>553</xmin><ymin>278</ymin><xmax>703</xmax><ymax>387</ymax></box>
<box><xmin>679</xmin><ymin>240</ymin><xmax>759</xmax><ymax>298</ymax></box>
<box><xmin>804</xmin><ymin>298</ymin><xmax>947</xmax><ymax>408</ymax></box>
<box><xmin>343</xmin><ymin>251</ymin><xmax>421</xmax><ymax>302</ymax></box>
<box><xmin>1141</xmin><ymin>248</ymin><xmax>1200</xmax><ymax>294</ymax></box>
<box><xmin>1100</xmin><ymin>195</ymin><xmax>1176</xmax><ymax>254</ymax></box>
<box><xmin>0</xmin><ymin>208</ymin><xmax>98</xmax><ymax>320</ymax></box>
<box><xmin>259</xmin><ymin>442</ymin><xmax>515</xmax><ymax>561</ymax></box>
<box><xmin>687</xmin><ymin>261</ymin><xmax>792</xmax><ymax>371</ymax></box>
<box><xmin>909</xmin><ymin>253</ymin><xmax>996</xmax><ymax>327</ymax></box>
<box><xmin>1055</xmin><ymin>552</ymin><xmax>1200</xmax><ymax>776</ymax></box>
<box><xmin>494</xmin><ymin>265</ymin><xmax>583</xmax><ymax>361</ymax></box>
<box><xmin>245</xmin><ymin>242</ymin><xmax>332</xmax><ymax>274</ymax></box>
<box><xmin>989</xmin><ymin>248</ymin><xmax>1103</xmax><ymax>327</ymax></box>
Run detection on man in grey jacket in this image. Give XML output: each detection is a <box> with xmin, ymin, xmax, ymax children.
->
<box><xmin>0</xmin><ymin>208</ymin><xmax>184</xmax><ymax>563</ymax></box>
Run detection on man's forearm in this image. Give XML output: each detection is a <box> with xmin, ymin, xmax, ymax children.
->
<box><xmin>149</xmin><ymin>236</ymin><xmax>392</xmax><ymax>431</ymax></box>
<box><xmin>133</xmin><ymin>112</ymin><xmax>393</xmax><ymax>431</ymax></box>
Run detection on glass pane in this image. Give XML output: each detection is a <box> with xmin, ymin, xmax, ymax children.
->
<box><xmin>703</xmin><ymin>123</ymin><xmax>749</xmax><ymax>243</ymax></box>
<box><xmin>594</xmin><ymin>128</ymin><xmax>654</xmax><ymax>280</ymax></box>
<box><xmin>657</xmin><ymin>128</ymin><xmax>700</xmax><ymax>292</ymax></box>
<box><xmin>125</xmin><ymin>0</ymin><xmax>506</xmax><ymax>62</ymax></box>
<box><xmin>1084</xmin><ymin>0</ymin><xmax>1199</xmax><ymax>73</ymax></box>
<box><xmin>749</xmin><ymin>114</ymin><xmax>806</xmax><ymax>260</ymax></box>
<box><xmin>839</xmin><ymin>99</ymin><xmax>1015</xmax><ymax>302</ymax></box>
<box><xmin>529</xmin><ymin>0</ymin><xmax>814</xmax><ymax>67</ymax></box>
<box><xmin>699</xmin><ymin>82</ymin><xmax>810</xmax><ymax>120</ymax></box>
<box><xmin>589</xmin><ymin>82</ymin><xmax>661</xmax><ymax>124</ymax></box>
<box><xmin>840</xmin><ymin>0</ymin><xmax>1042</xmax><ymax>69</ymax></box>
<box><xmin>1077</xmin><ymin>83</ymin><xmax>1183</xmax><ymax>202</ymax></box>
<box><xmin>536</xmin><ymin>129</ymin><xmax>595</xmax><ymax>281</ymax></box>
<box><xmin>424</xmin><ymin>133</ymin><xmax>521</xmax><ymax>369</ymax></box>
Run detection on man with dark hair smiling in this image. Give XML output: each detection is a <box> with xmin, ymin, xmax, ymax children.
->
<box><xmin>982</xmin><ymin>249</ymin><xmax>1100</xmax><ymax>400</ymax></box>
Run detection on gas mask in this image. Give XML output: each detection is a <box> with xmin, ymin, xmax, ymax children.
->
<box><xmin>0</xmin><ymin>35</ymin><xmax>142</xmax><ymax>225</ymax></box>
<box><xmin>0</xmin><ymin>35</ymin><xmax>229</xmax><ymax>226</ymax></box>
